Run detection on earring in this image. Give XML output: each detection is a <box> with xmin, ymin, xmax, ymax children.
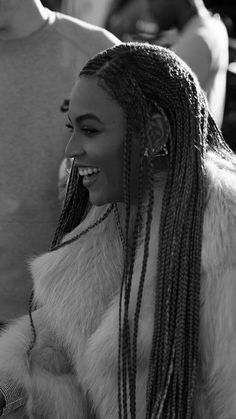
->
<box><xmin>144</xmin><ymin>108</ymin><xmax>170</xmax><ymax>159</ymax></box>
<box><xmin>144</xmin><ymin>144</ymin><xmax>168</xmax><ymax>158</ymax></box>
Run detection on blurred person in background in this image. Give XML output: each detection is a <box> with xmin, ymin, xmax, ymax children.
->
<box><xmin>41</xmin><ymin>0</ymin><xmax>62</xmax><ymax>11</ymax></box>
<box><xmin>204</xmin><ymin>0</ymin><xmax>236</xmax><ymax>39</ymax></box>
<box><xmin>148</xmin><ymin>0</ymin><xmax>229</xmax><ymax>128</ymax></box>
<box><xmin>0</xmin><ymin>0</ymin><xmax>119</xmax><ymax>323</ymax></box>
<box><xmin>61</xmin><ymin>0</ymin><xmax>114</xmax><ymax>28</ymax></box>
<box><xmin>0</xmin><ymin>42</ymin><xmax>236</xmax><ymax>418</ymax></box>
<box><xmin>105</xmin><ymin>0</ymin><xmax>148</xmax><ymax>40</ymax></box>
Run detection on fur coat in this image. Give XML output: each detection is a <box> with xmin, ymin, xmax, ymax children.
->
<box><xmin>0</xmin><ymin>151</ymin><xmax>236</xmax><ymax>419</ymax></box>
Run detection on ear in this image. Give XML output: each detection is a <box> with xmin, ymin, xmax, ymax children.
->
<box><xmin>145</xmin><ymin>112</ymin><xmax>170</xmax><ymax>158</ymax></box>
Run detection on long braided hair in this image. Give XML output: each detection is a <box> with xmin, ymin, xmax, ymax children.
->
<box><xmin>29</xmin><ymin>42</ymin><xmax>232</xmax><ymax>417</ymax></box>
<box><xmin>76</xmin><ymin>42</ymin><xmax>232</xmax><ymax>418</ymax></box>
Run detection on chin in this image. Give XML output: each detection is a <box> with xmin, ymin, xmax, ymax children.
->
<box><xmin>89</xmin><ymin>193</ymin><xmax>122</xmax><ymax>207</ymax></box>
<box><xmin>89</xmin><ymin>194</ymin><xmax>110</xmax><ymax>207</ymax></box>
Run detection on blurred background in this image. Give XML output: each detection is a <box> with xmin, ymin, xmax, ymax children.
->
<box><xmin>42</xmin><ymin>0</ymin><xmax>236</xmax><ymax>151</ymax></box>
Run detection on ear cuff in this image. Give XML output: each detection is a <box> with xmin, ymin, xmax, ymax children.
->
<box><xmin>144</xmin><ymin>107</ymin><xmax>170</xmax><ymax>159</ymax></box>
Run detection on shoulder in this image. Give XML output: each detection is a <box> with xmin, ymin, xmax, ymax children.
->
<box><xmin>173</xmin><ymin>14</ymin><xmax>228</xmax><ymax>57</ymax></box>
<box><xmin>202</xmin><ymin>151</ymin><xmax>236</xmax><ymax>268</ymax></box>
<box><xmin>205</xmin><ymin>151</ymin><xmax>236</xmax><ymax>210</ymax></box>
<box><xmin>205</xmin><ymin>13</ymin><xmax>228</xmax><ymax>39</ymax></box>
<box><xmin>198</xmin><ymin>14</ymin><xmax>228</xmax><ymax>56</ymax></box>
<box><xmin>171</xmin><ymin>17</ymin><xmax>211</xmax><ymax>71</ymax></box>
<box><xmin>49</xmin><ymin>10</ymin><xmax>120</xmax><ymax>57</ymax></box>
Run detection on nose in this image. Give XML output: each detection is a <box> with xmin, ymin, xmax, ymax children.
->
<box><xmin>65</xmin><ymin>133</ymin><xmax>85</xmax><ymax>158</ymax></box>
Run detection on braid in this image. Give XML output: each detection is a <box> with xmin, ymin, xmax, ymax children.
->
<box><xmin>79</xmin><ymin>42</ymin><xmax>210</xmax><ymax>417</ymax></box>
<box><xmin>50</xmin><ymin>161</ymin><xmax>89</xmax><ymax>249</ymax></box>
<box><xmin>132</xmin><ymin>148</ymin><xmax>154</xmax><ymax>414</ymax></box>
<box><xmin>27</xmin><ymin>161</ymin><xmax>111</xmax><ymax>356</ymax></box>
<box><xmin>117</xmin><ymin>111</ymin><xmax>132</xmax><ymax>418</ymax></box>
<box><xmin>122</xmin><ymin>113</ymin><xmax>147</xmax><ymax>418</ymax></box>
<box><xmin>29</xmin><ymin>42</ymin><xmax>232</xmax><ymax>415</ymax></box>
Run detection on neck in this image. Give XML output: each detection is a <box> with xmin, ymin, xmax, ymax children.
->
<box><xmin>0</xmin><ymin>0</ymin><xmax>49</xmax><ymax>41</ymax></box>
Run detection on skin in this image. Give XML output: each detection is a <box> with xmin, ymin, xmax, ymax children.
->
<box><xmin>0</xmin><ymin>0</ymin><xmax>48</xmax><ymax>41</ymax></box>
<box><xmin>66</xmin><ymin>77</ymin><xmax>170</xmax><ymax>206</ymax></box>
<box><xmin>66</xmin><ymin>77</ymin><xmax>130</xmax><ymax>206</ymax></box>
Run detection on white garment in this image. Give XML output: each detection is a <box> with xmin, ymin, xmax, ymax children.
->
<box><xmin>172</xmin><ymin>13</ymin><xmax>229</xmax><ymax>127</ymax></box>
<box><xmin>0</xmin><ymin>152</ymin><xmax>236</xmax><ymax>417</ymax></box>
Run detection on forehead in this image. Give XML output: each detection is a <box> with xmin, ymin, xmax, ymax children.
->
<box><xmin>69</xmin><ymin>77</ymin><xmax>124</xmax><ymax>124</ymax></box>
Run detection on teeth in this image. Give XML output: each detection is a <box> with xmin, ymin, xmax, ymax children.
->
<box><xmin>78</xmin><ymin>167</ymin><xmax>100</xmax><ymax>177</ymax></box>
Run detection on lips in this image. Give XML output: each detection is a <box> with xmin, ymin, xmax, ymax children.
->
<box><xmin>82</xmin><ymin>172</ymin><xmax>100</xmax><ymax>188</ymax></box>
<box><xmin>75</xmin><ymin>164</ymin><xmax>101</xmax><ymax>188</ymax></box>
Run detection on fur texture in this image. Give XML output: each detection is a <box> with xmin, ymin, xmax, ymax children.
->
<box><xmin>0</xmin><ymin>152</ymin><xmax>236</xmax><ymax>418</ymax></box>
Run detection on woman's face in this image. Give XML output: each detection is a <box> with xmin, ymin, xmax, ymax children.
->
<box><xmin>66</xmin><ymin>77</ymin><xmax>128</xmax><ymax>206</ymax></box>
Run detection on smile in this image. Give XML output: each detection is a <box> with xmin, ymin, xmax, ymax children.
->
<box><xmin>78</xmin><ymin>167</ymin><xmax>100</xmax><ymax>176</ymax></box>
<box><xmin>78</xmin><ymin>167</ymin><xmax>101</xmax><ymax>188</ymax></box>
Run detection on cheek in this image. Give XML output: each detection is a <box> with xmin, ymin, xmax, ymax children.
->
<box><xmin>101</xmin><ymin>148</ymin><xmax>124</xmax><ymax>198</ymax></box>
<box><xmin>104</xmin><ymin>156</ymin><xmax>123</xmax><ymax>185</ymax></box>
<box><xmin>101</xmin><ymin>144</ymin><xmax>124</xmax><ymax>174</ymax></box>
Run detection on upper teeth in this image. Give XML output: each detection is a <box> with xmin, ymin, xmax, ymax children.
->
<box><xmin>78</xmin><ymin>167</ymin><xmax>100</xmax><ymax>176</ymax></box>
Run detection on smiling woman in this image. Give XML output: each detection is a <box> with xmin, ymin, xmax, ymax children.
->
<box><xmin>65</xmin><ymin>77</ymin><xmax>126</xmax><ymax>206</ymax></box>
<box><xmin>0</xmin><ymin>42</ymin><xmax>236</xmax><ymax>419</ymax></box>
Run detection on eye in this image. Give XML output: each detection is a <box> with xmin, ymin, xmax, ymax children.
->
<box><xmin>80</xmin><ymin>126</ymin><xmax>99</xmax><ymax>137</ymax></box>
<box><xmin>65</xmin><ymin>123</ymin><xmax>73</xmax><ymax>132</ymax></box>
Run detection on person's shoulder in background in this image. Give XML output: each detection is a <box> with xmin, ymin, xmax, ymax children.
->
<box><xmin>47</xmin><ymin>8</ymin><xmax>120</xmax><ymax>57</ymax></box>
<box><xmin>172</xmin><ymin>13</ymin><xmax>228</xmax><ymax>73</ymax></box>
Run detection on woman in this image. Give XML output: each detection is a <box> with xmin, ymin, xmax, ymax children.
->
<box><xmin>0</xmin><ymin>42</ymin><xmax>236</xmax><ymax>418</ymax></box>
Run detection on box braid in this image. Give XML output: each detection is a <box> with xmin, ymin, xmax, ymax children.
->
<box><xmin>119</xmin><ymin>111</ymin><xmax>148</xmax><ymax>418</ymax></box>
<box><xmin>28</xmin><ymin>163</ymin><xmax>114</xmax><ymax>354</ymax></box>
<box><xmin>78</xmin><ymin>41</ymin><xmax>233</xmax><ymax>418</ymax></box>
<box><xmin>27</xmin><ymin>42</ymin><xmax>235</xmax><ymax>416</ymax></box>
<box><xmin>50</xmin><ymin>161</ymin><xmax>89</xmax><ymax>249</ymax></box>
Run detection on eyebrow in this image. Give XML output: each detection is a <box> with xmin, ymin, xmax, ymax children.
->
<box><xmin>68</xmin><ymin>113</ymin><xmax>103</xmax><ymax>124</ymax></box>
